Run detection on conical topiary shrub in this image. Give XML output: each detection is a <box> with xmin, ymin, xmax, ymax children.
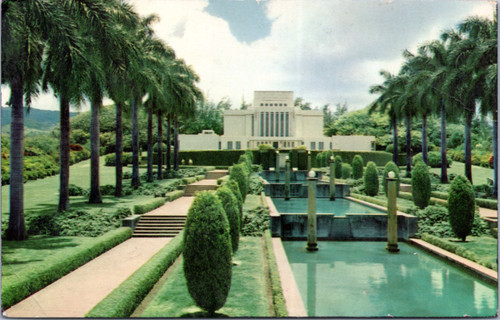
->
<box><xmin>411</xmin><ymin>161</ymin><xmax>431</xmax><ymax>209</ymax></box>
<box><xmin>448</xmin><ymin>175</ymin><xmax>476</xmax><ymax>241</ymax></box>
<box><xmin>382</xmin><ymin>161</ymin><xmax>400</xmax><ymax>196</ymax></box>
<box><xmin>183</xmin><ymin>191</ymin><xmax>232</xmax><ymax>315</ymax></box>
<box><xmin>224</xmin><ymin>179</ymin><xmax>243</xmax><ymax>227</ymax></box>
<box><xmin>334</xmin><ymin>155</ymin><xmax>343</xmax><ymax>179</ymax></box>
<box><xmin>363</xmin><ymin>161</ymin><xmax>379</xmax><ymax>196</ymax></box>
<box><xmin>229</xmin><ymin>163</ymin><xmax>249</xmax><ymax>201</ymax></box>
<box><xmin>351</xmin><ymin>155</ymin><xmax>364</xmax><ymax>180</ymax></box>
<box><xmin>216</xmin><ymin>185</ymin><xmax>241</xmax><ymax>252</ymax></box>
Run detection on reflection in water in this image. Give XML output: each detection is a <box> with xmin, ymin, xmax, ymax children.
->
<box><xmin>284</xmin><ymin>241</ymin><xmax>497</xmax><ymax>317</ymax></box>
<box><xmin>272</xmin><ymin>198</ymin><xmax>383</xmax><ymax>216</ymax></box>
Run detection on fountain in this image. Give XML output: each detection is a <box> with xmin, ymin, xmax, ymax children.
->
<box><xmin>386</xmin><ymin>171</ymin><xmax>399</xmax><ymax>252</ymax></box>
<box><xmin>329</xmin><ymin>156</ymin><xmax>335</xmax><ymax>201</ymax></box>
<box><xmin>306</xmin><ymin>170</ymin><xmax>318</xmax><ymax>251</ymax></box>
<box><xmin>284</xmin><ymin>156</ymin><xmax>291</xmax><ymax>201</ymax></box>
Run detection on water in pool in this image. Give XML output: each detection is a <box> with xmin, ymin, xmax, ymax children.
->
<box><xmin>272</xmin><ymin>198</ymin><xmax>383</xmax><ymax>216</ymax></box>
<box><xmin>283</xmin><ymin>241</ymin><xmax>497</xmax><ymax>317</ymax></box>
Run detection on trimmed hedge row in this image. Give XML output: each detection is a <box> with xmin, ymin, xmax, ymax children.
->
<box><xmin>178</xmin><ymin>150</ymin><xmax>246</xmax><ymax>166</ymax></box>
<box><xmin>350</xmin><ymin>193</ymin><xmax>414</xmax><ymax>213</ymax></box>
<box><xmin>420</xmin><ymin>233</ymin><xmax>497</xmax><ymax>271</ymax></box>
<box><xmin>133</xmin><ymin>198</ymin><xmax>166</xmax><ymax>215</ymax></box>
<box><xmin>2</xmin><ymin>228</ymin><xmax>132</xmax><ymax>310</ymax></box>
<box><xmin>263</xmin><ymin>230</ymin><xmax>288</xmax><ymax>317</ymax></box>
<box><xmin>475</xmin><ymin>198</ymin><xmax>498</xmax><ymax>210</ymax></box>
<box><xmin>399</xmin><ymin>192</ymin><xmax>447</xmax><ymax>207</ymax></box>
<box><xmin>165</xmin><ymin>190</ymin><xmax>184</xmax><ymax>202</ymax></box>
<box><xmin>312</xmin><ymin>150</ymin><xmax>393</xmax><ymax>167</ymax></box>
<box><xmin>86</xmin><ymin>231</ymin><xmax>184</xmax><ymax>318</ymax></box>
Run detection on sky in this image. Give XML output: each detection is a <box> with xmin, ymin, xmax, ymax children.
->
<box><xmin>1</xmin><ymin>0</ymin><xmax>496</xmax><ymax>112</ymax></box>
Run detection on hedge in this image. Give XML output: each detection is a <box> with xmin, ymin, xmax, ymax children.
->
<box><xmin>2</xmin><ymin>228</ymin><xmax>132</xmax><ymax>310</ymax></box>
<box><xmin>420</xmin><ymin>233</ymin><xmax>497</xmax><ymax>271</ymax></box>
<box><xmin>448</xmin><ymin>175</ymin><xmax>475</xmax><ymax>241</ymax></box>
<box><xmin>178</xmin><ymin>150</ymin><xmax>246</xmax><ymax>166</ymax></box>
<box><xmin>411</xmin><ymin>161</ymin><xmax>431</xmax><ymax>209</ymax></box>
<box><xmin>311</xmin><ymin>151</ymin><xmax>394</xmax><ymax>167</ymax></box>
<box><xmin>363</xmin><ymin>161</ymin><xmax>379</xmax><ymax>196</ymax></box>
<box><xmin>86</xmin><ymin>231</ymin><xmax>184</xmax><ymax>318</ymax></box>
<box><xmin>475</xmin><ymin>198</ymin><xmax>498</xmax><ymax>210</ymax></box>
<box><xmin>181</xmin><ymin>176</ymin><xmax>197</xmax><ymax>185</ymax></box>
<box><xmin>263</xmin><ymin>230</ymin><xmax>288</xmax><ymax>317</ymax></box>
<box><xmin>104</xmin><ymin>153</ymin><xmax>133</xmax><ymax>166</ymax></box>
<box><xmin>133</xmin><ymin>198</ymin><xmax>166</xmax><ymax>215</ymax></box>
<box><xmin>350</xmin><ymin>193</ymin><xmax>414</xmax><ymax>213</ymax></box>
<box><xmin>165</xmin><ymin>190</ymin><xmax>184</xmax><ymax>202</ymax></box>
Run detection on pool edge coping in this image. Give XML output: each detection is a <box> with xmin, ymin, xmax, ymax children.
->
<box><xmin>409</xmin><ymin>238</ymin><xmax>498</xmax><ymax>283</ymax></box>
<box><xmin>270</xmin><ymin>237</ymin><xmax>308</xmax><ymax>317</ymax></box>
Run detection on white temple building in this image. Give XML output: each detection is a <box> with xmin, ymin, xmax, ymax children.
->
<box><xmin>179</xmin><ymin>91</ymin><xmax>375</xmax><ymax>151</ymax></box>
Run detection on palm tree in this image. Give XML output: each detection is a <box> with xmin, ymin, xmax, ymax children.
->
<box><xmin>369</xmin><ymin>70</ymin><xmax>401</xmax><ymax>165</ymax></box>
<box><xmin>458</xmin><ymin>16</ymin><xmax>497</xmax><ymax>192</ymax></box>
<box><xmin>2</xmin><ymin>0</ymin><xmax>81</xmax><ymax>239</ymax></box>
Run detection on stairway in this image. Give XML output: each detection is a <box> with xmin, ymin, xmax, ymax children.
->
<box><xmin>132</xmin><ymin>215</ymin><xmax>186</xmax><ymax>237</ymax></box>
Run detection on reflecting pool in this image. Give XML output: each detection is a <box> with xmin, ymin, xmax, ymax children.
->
<box><xmin>283</xmin><ymin>241</ymin><xmax>497</xmax><ymax>317</ymax></box>
<box><xmin>272</xmin><ymin>198</ymin><xmax>384</xmax><ymax>216</ymax></box>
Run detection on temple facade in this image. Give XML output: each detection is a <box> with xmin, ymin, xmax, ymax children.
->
<box><xmin>179</xmin><ymin>91</ymin><xmax>375</xmax><ymax>151</ymax></box>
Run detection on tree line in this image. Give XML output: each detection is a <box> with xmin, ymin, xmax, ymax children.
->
<box><xmin>2</xmin><ymin>0</ymin><xmax>202</xmax><ymax>240</ymax></box>
<box><xmin>369</xmin><ymin>15</ymin><xmax>497</xmax><ymax>193</ymax></box>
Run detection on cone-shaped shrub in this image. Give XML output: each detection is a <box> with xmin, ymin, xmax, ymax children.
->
<box><xmin>363</xmin><ymin>161</ymin><xmax>379</xmax><ymax>196</ymax></box>
<box><xmin>183</xmin><ymin>191</ymin><xmax>232</xmax><ymax>315</ymax></box>
<box><xmin>341</xmin><ymin>163</ymin><xmax>352</xmax><ymax>179</ymax></box>
<box><xmin>230</xmin><ymin>163</ymin><xmax>249</xmax><ymax>201</ymax></box>
<box><xmin>334</xmin><ymin>155</ymin><xmax>343</xmax><ymax>179</ymax></box>
<box><xmin>411</xmin><ymin>161</ymin><xmax>431</xmax><ymax>209</ymax></box>
<box><xmin>216</xmin><ymin>186</ymin><xmax>240</xmax><ymax>252</ymax></box>
<box><xmin>382</xmin><ymin>161</ymin><xmax>400</xmax><ymax>196</ymax></box>
<box><xmin>224</xmin><ymin>179</ymin><xmax>243</xmax><ymax>226</ymax></box>
<box><xmin>448</xmin><ymin>175</ymin><xmax>476</xmax><ymax>241</ymax></box>
<box><xmin>352</xmin><ymin>155</ymin><xmax>364</xmax><ymax>180</ymax></box>
<box><xmin>238</xmin><ymin>154</ymin><xmax>252</xmax><ymax>174</ymax></box>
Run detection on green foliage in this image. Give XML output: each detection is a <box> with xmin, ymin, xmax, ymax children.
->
<box><xmin>448</xmin><ymin>175</ymin><xmax>476</xmax><ymax>241</ymax></box>
<box><xmin>363</xmin><ymin>161</ymin><xmax>379</xmax><ymax>196</ymax></box>
<box><xmin>216</xmin><ymin>186</ymin><xmax>241</xmax><ymax>253</ymax></box>
<box><xmin>26</xmin><ymin>207</ymin><xmax>132</xmax><ymax>237</ymax></box>
<box><xmin>2</xmin><ymin>228</ymin><xmax>132</xmax><ymax>310</ymax></box>
<box><xmin>86</xmin><ymin>232</ymin><xmax>184</xmax><ymax>318</ymax></box>
<box><xmin>411</xmin><ymin>161</ymin><xmax>431</xmax><ymax>209</ymax></box>
<box><xmin>179</xmin><ymin>150</ymin><xmax>245</xmax><ymax>166</ymax></box>
<box><xmin>412</xmin><ymin>151</ymin><xmax>452</xmax><ymax>168</ymax></box>
<box><xmin>224</xmin><ymin>179</ymin><xmax>243</xmax><ymax>218</ymax></box>
<box><xmin>238</xmin><ymin>154</ymin><xmax>253</xmax><ymax>174</ymax></box>
<box><xmin>475</xmin><ymin>198</ymin><xmax>498</xmax><ymax>210</ymax></box>
<box><xmin>241</xmin><ymin>206</ymin><xmax>270</xmax><ymax>236</ymax></box>
<box><xmin>165</xmin><ymin>190</ymin><xmax>184</xmax><ymax>202</ymax></box>
<box><xmin>183</xmin><ymin>192</ymin><xmax>232</xmax><ymax>314</ymax></box>
<box><xmin>263</xmin><ymin>230</ymin><xmax>288</xmax><ymax>317</ymax></box>
<box><xmin>248</xmin><ymin>174</ymin><xmax>264</xmax><ymax>195</ymax></box>
<box><xmin>68</xmin><ymin>184</ymin><xmax>88</xmax><ymax>196</ymax></box>
<box><xmin>334</xmin><ymin>155</ymin><xmax>343</xmax><ymax>178</ymax></box>
<box><xmin>351</xmin><ymin>155</ymin><xmax>364</xmax><ymax>179</ymax></box>
<box><xmin>341</xmin><ymin>163</ymin><xmax>352</xmax><ymax>179</ymax></box>
<box><xmin>315</xmin><ymin>150</ymin><xmax>335</xmax><ymax>167</ymax></box>
<box><xmin>104</xmin><ymin>153</ymin><xmax>133</xmax><ymax>166</ymax></box>
<box><xmin>382</xmin><ymin>161</ymin><xmax>400</xmax><ymax>196</ymax></box>
<box><xmin>133</xmin><ymin>198</ymin><xmax>166</xmax><ymax>215</ymax></box>
<box><xmin>230</xmin><ymin>163</ymin><xmax>249</xmax><ymax>201</ymax></box>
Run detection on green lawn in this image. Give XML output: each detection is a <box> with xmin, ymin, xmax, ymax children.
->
<box><xmin>136</xmin><ymin>237</ymin><xmax>272</xmax><ymax>318</ymax></box>
<box><xmin>447</xmin><ymin>236</ymin><xmax>498</xmax><ymax>269</ymax></box>
<box><xmin>428</xmin><ymin>161</ymin><xmax>493</xmax><ymax>185</ymax></box>
<box><xmin>2</xmin><ymin>235</ymin><xmax>93</xmax><ymax>284</ymax></box>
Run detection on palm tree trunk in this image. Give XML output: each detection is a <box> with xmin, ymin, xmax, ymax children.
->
<box><xmin>157</xmin><ymin>111</ymin><xmax>163</xmax><ymax>180</ymax></box>
<box><xmin>421</xmin><ymin>113</ymin><xmax>428</xmax><ymax>165</ymax></box>
<box><xmin>115</xmin><ymin>102</ymin><xmax>123</xmax><ymax>197</ymax></box>
<box><xmin>440</xmin><ymin>102</ymin><xmax>448</xmax><ymax>184</ymax></box>
<box><xmin>464</xmin><ymin>111</ymin><xmax>473</xmax><ymax>184</ymax></box>
<box><xmin>493</xmin><ymin>111</ymin><xmax>498</xmax><ymax>197</ymax></box>
<box><xmin>89</xmin><ymin>98</ymin><xmax>102</xmax><ymax>203</ymax></box>
<box><xmin>131</xmin><ymin>98</ymin><xmax>140</xmax><ymax>188</ymax></box>
<box><xmin>173</xmin><ymin>116</ymin><xmax>179</xmax><ymax>171</ymax></box>
<box><xmin>6</xmin><ymin>80</ymin><xmax>27</xmax><ymax>240</ymax></box>
<box><xmin>392</xmin><ymin>116</ymin><xmax>399</xmax><ymax>165</ymax></box>
<box><xmin>146</xmin><ymin>110</ymin><xmax>153</xmax><ymax>183</ymax></box>
<box><xmin>58</xmin><ymin>95</ymin><xmax>70</xmax><ymax>211</ymax></box>
<box><xmin>405</xmin><ymin>113</ymin><xmax>412</xmax><ymax>177</ymax></box>
<box><xmin>166</xmin><ymin>114</ymin><xmax>172</xmax><ymax>172</ymax></box>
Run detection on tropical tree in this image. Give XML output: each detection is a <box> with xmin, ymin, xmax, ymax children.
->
<box><xmin>2</xmin><ymin>0</ymin><xmax>84</xmax><ymax>239</ymax></box>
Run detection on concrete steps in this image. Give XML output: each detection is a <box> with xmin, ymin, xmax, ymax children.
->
<box><xmin>205</xmin><ymin>170</ymin><xmax>228</xmax><ymax>180</ymax></box>
<box><xmin>183</xmin><ymin>180</ymin><xmax>218</xmax><ymax>196</ymax></box>
<box><xmin>132</xmin><ymin>215</ymin><xmax>186</xmax><ymax>237</ymax></box>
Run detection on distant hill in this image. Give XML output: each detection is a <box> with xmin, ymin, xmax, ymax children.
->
<box><xmin>1</xmin><ymin>106</ymin><xmax>79</xmax><ymax>133</ymax></box>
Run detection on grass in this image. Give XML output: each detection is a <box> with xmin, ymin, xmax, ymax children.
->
<box><xmin>428</xmin><ymin>161</ymin><xmax>493</xmax><ymax>185</ymax></box>
<box><xmin>446</xmin><ymin>235</ymin><xmax>498</xmax><ymax>269</ymax></box>
<box><xmin>136</xmin><ymin>237</ymin><xmax>272</xmax><ymax>318</ymax></box>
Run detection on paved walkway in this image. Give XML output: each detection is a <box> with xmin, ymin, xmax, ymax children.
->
<box><xmin>4</xmin><ymin>237</ymin><xmax>171</xmax><ymax>318</ymax></box>
<box><xmin>478</xmin><ymin>207</ymin><xmax>497</xmax><ymax>220</ymax></box>
<box><xmin>143</xmin><ymin>196</ymin><xmax>194</xmax><ymax>216</ymax></box>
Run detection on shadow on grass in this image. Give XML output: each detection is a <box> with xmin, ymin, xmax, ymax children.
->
<box><xmin>2</xmin><ymin>236</ymin><xmax>83</xmax><ymax>251</ymax></box>
<box><xmin>180</xmin><ymin>311</ymin><xmax>229</xmax><ymax>318</ymax></box>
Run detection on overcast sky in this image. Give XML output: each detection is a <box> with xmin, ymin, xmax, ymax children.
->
<box><xmin>1</xmin><ymin>0</ymin><xmax>496</xmax><ymax>112</ymax></box>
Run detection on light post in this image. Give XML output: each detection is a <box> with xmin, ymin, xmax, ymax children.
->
<box><xmin>329</xmin><ymin>156</ymin><xmax>335</xmax><ymax>201</ymax></box>
<box><xmin>285</xmin><ymin>156</ymin><xmax>291</xmax><ymax>201</ymax></box>
<box><xmin>386</xmin><ymin>171</ymin><xmax>399</xmax><ymax>253</ymax></box>
<box><xmin>306</xmin><ymin>170</ymin><xmax>318</xmax><ymax>251</ymax></box>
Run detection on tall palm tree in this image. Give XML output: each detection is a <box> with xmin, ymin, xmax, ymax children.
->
<box><xmin>369</xmin><ymin>70</ymin><xmax>400</xmax><ymax>165</ymax></box>
<box><xmin>458</xmin><ymin>16</ymin><xmax>497</xmax><ymax>192</ymax></box>
<box><xmin>2</xmin><ymin>0</ymin><xmax>80</xmax><ymax>239</ymax></box>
